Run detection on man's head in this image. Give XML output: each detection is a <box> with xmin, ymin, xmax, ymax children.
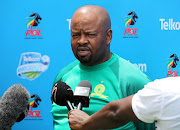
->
<box><xmin>71</xmin><ymin>5</ymin><xmax>112</xmax><ymax>66</ymax></box>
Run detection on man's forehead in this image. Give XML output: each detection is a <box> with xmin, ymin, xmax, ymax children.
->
<box><xmin>71</xmin><ymin>8</ymin><xmax>100</xmax><ymax>24</ymax></box>
<box><xmin>71</xmin><ymin>23</ymin><xmax>98</xmax><ymax>32</ymax></box>
<box><xmin>71</xmin><ymin>28</ymin><xmax>97</xmax><ymax>33</ymax></box>
<box><xmin>71</xmin><ymin>18</ymin><xmax>100</xmax><ymax>30</ymax></box>
<box><xmin>72</xmin><ymin>13</ymin><xmax>98</xmax><ymax>24</ymax></box>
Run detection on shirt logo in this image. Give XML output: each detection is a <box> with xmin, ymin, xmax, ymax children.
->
<box><xmin>90</xmin><ymin>84</ymin><xmax>108</xmax><ymax>99</ymax></box>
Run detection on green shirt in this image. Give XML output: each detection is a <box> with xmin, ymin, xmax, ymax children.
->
<box><xmin>51</xmin><ymin>53</ymin><xmax>155</xmax><ymax>130</ymax></box>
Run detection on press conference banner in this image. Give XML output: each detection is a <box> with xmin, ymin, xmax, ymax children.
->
<box><xmin>0</xmin><ymin>0</ymin><xmax>179</xmax><ymax>129</ymax></box>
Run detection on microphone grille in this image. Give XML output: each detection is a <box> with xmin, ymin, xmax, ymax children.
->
<box><xmin>78</xmin><ymin>80</ymin><xmax>92</xmax><ymax>91</ymax></box>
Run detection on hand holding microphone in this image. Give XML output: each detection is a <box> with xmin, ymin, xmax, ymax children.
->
<box><xmin>68</xmin><ymin>109</ymin><xmax>90</xmax><ymax>130</ymax></box>
<box><xmin>0</xmin><ymin>84</ymin><xmax>30</xmax><ymax>130</ymax></box>
<box><xmin>68</xmin><ymin>80</ymin><xmax>92</xmax><ymax>130</ymax></box>
<box><xmin>52</xmin><ymin>80</ymin><xmax>92</xmax><ymax>130</ymax></box>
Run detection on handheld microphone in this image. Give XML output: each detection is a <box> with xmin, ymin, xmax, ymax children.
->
<box><xmin>51</xmin><ymin>81</ymin><xmax>74</xmax><ymax>111</ymax></box>
<box><xmin>74</xmin><ymin>80</ymin><xmax>92</xmax><ymax>110</ymax></box>
<box><xmin>0</xmin><ymin>84</ymin><xmax>30</xmax><ymax>129</ymax></box>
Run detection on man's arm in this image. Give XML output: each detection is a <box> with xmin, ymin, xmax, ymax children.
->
<box><xmin>68</xmin><ymin>95</ymin><xmax>140</xmax><ymax>130</ymax></box>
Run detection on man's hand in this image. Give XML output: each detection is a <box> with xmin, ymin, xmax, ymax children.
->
<box><xmin>68</xmin><ymin>109</ymin><xmax>90</xmax><ymax>130</ymax></box>
<box><xmin>68</xmin><ymin>95</ymin><xmax>137</xmax><ymax>130</ymax></box>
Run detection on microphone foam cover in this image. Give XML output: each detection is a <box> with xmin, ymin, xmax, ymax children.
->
<box><xmin>0</xmin><ymin>84</ymin><xmax>30</xmax><ymax>129</ymax></box>
<box><xmin>51</xmin><ymin>81</ymin><xmax>74</xmax><ymax>106</ymax></box>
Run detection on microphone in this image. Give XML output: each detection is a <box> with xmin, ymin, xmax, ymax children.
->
<box><xmin>0</xmin><ymin>84</ymin><xmax>30</xmax><ymax>129</ymax></box>
<box><xmin>74</xmin><ymin>80</ymin><xmax>92</xmax><ymax>110</ymax></box>
<box><xmin>51</xmin><ymin>81</ymin><xmax>74</xmax><ymax>111</ymax></box>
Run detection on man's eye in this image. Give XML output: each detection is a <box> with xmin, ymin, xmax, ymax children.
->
<box><xmin>88</xmin><ymin>34</ymin><xmax>96</xmax><ymax>37</ymax></box>
<box><xmin>72</xmin><ymin>34</ymin><xmax>79</xmax><ymax>37</ymax></box>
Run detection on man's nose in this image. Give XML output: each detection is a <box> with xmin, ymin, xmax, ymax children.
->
<box><xmin>78</xmin><ymin>34</ymin><xmax>88</xmax><ymax>45</ymax></box>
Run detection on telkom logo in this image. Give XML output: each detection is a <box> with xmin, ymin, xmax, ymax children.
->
<box><xmin>160</xmin><ymin>19</ymin><xmax>180</xmax><ymax>30</ymax></box>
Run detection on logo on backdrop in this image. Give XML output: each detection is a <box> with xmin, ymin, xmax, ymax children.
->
<box><xmin>160</xmin><ymin>19</ymin><xmax>180</xmax><ymax>30</ymax></box>
<box><xmin>166</xmin><ymin>53</ymin><xmax>179</xmax><ymax>77</ymax></box>
<box><xmin>25</xmin><ymin>94</ymin><xmax>42</xmax><ymax>120</ymax></box>
<box><xmin>67</xmin><ymin>19</ymin><xmax>71</xmax><ymax>30</ymax></box>
<box><xmin>17</xmin><ymin>52</ymin><xmax>50</xmax><ymax>81</ymax></box>
<box><xmin>25</xmin><ymin>13</ymin><xmax>43</xmax><ymax>39</ymax></box>
<box><xmin>123</xmin><ymin>11</ymin><xmax>138</xmax><ymax>38</ymax></box>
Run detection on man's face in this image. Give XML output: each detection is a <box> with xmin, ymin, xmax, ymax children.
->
<box><xmin>71</xmin><ymin>14</ymin><xmax>108</xmax><ymax>66</ymax></box>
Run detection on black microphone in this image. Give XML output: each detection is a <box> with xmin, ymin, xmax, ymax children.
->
<box><xmin>51</xmin><ymin>81</ymin><xmax>74</xmax><ymax>111</ymax></box>
<box><xmin>0</xmin><ymin>84</ymin><xmax>30</xmax><ymax>129</ymax></box>
<box><xmin>74</xmin><ymin>80</ymin><xmax>92</xmax><ymax>110</ymax></box>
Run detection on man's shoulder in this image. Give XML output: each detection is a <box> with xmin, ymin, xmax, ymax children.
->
<box><xmin>113</xmin><ymin>53</ymin><xmax>150</xmax><ymax>81</ymax></box>
<box><xmin>113</xmin><ymin>54</ymin><xmax>138</xmax><ymax>70</ymax></box>
<box><xmin>113</xmin><ymin>53</ymin><xmax>132</xmax><ymax>64</ymax></box>
<box><xmin>53</xmin><ymin>60</ymin><xmax>79</xmax><ymax>85</ymax></box>
<box><xmin>61</xmin><ymin>60</ymin><xmax>79</xmax><ymax>74</ymax></box>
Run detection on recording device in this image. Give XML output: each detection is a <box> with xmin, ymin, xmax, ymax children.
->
<box><xmin>74</xmin><ymin>80</ymin><xmax>92</xmax><ymax>110</ymax></box>
<box><xmin>0</xmin><ymin>84</ymin><xmax>30</xmax><ymax>129</ymax></box>
<box><xmin>51</xmin><ymin>81</ymin><xmax>74</xmax><ymax>111</ymax></box>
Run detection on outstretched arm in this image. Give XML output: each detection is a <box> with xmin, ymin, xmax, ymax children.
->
<box><xmin>68</xmin><ymin>95</ymin><xmax>140</xmax><ymax>130</ymax></box>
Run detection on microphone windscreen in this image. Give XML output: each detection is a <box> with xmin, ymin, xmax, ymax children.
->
<box><xmin>16</xmin><ymin>104</ymin><xmax>30</xmax><ymax>122</ymax></box>
<box><xmin>51</xmin><ymin>81</ymin><xmax>74</xmax><ymax>106</ymax></box>
<box><xmin>0</xmin><ymin>84</ymin><xmax>30</xmax><ymax>129</ymax></box>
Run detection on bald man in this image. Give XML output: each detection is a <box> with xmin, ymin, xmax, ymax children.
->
<box><xmin>51</xmin><ymin>5</ymin><xmax>155</xmax><ymax>130</ymax></box>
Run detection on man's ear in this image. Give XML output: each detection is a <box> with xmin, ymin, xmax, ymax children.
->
<box><xmin>106</xmin><ymin>29</ymin><xmax>112</xmax><ymax>45</ymax></box>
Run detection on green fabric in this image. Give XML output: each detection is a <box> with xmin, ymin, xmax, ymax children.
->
<box><xmin>51</xmin><ymin>53</ymin><xmax>155</xmax><ymax>130</ymax></box>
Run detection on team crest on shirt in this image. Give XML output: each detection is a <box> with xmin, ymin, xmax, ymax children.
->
<box><xmin>90</xmin><ymin>83</ymin><xmax>108</xmax><ymax>99</ymax></box>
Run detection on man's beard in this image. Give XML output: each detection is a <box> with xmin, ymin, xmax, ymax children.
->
<box><xmin>76</xmin><ymin>53</ymin><xmax>93</xmax><ymax>64</ymax></box>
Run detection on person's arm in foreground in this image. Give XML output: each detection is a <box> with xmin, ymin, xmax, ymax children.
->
<box><xmin>68</xmin><ymin>95</ymin><xmax>141</xmax><ymax>130</ymax></box>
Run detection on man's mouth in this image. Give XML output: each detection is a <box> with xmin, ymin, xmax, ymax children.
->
<box><xmin>77</xmin><ymin>47</ymin><xmax>91</xmax><ymax>57</ymax></box>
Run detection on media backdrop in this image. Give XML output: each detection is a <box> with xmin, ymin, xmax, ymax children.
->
<box><xmin>0</xmin><ymin>0</ymin><xmax>179</xmax><ymax>129</ymax></box>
